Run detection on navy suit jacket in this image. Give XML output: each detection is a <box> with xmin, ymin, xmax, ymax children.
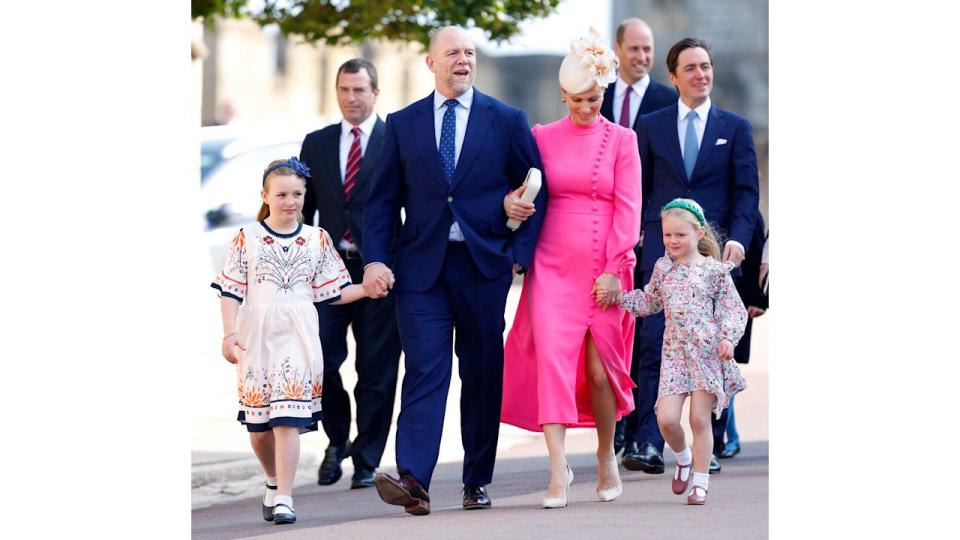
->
<box><xmin>363</xmin><ymin>89</ymin><xmax>546</xmax><ymax>292</ymax></box>
<box><xmin>300</xmin><ymin>117</ymin><xmax>400</xmax><ymax>263</ymax></box>
<box><xmin>637</xmin><ymin>103</ymin><xmax>760</xmax><ymax>272</ymax></box>
<box><xmin>600</xmin><ymin>77</ymin><xmax>678</xmax><ymax>131</ymax></box>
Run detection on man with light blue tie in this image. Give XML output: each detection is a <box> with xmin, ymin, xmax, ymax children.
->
<box><xmin>362</xmin><ymin>26</ymin><xmax>545</xmax><ymax>515</ymax></box>
<box><xmin>630</xmin><ymin>37</ymin><xmax>759</xmax><ymax>476</ymax></box>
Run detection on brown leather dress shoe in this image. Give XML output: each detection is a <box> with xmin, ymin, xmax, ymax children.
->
<box><xmin>687</xmin><ymin>485</ymin><xmax>708</xmax><ymax>505</ymax></box>
<box><xmin>671</xmin><ymin>463</ymin><xmax>692</xmax><ymax>495</ymax></box>
<box><xmin>374</xmin><ymin>473</ymin><xmax>431</xmax><ymax>516</ymax></box>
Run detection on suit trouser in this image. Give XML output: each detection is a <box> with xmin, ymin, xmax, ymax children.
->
<box><xmin>618</xmin><ymin>262</ymin><xmax>645</xmax><ymax>446</ymax></box>
<box><xmin>393</xmin><ymin>242</ymin><xmax>512</xmax><ymax>490</ymax></box>
<box><xmin>631</xmin><ymin>269</ymin><xmax>667</xmax><ymax>451</ymax></box>
<box><xmin>711</xmin><ymin>279</ymin><xmax>755</xmax><ymax>449</ymax></box>
<box><xmin>316</xmin><ymin>255</ymin><xmax>402</xmax><ymax>470</ymax></box>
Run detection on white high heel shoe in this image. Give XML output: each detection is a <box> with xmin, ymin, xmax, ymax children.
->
<box><xmin>543</xmin><ymin>466</ymin><xmax>573</xmax><ymax>508</ymax></box>
<box><xmin>596</xmin><ymin>482</ymin><xmax>623</xmax><ymax>502</ymax></box>
<box><xmin>596</xmin><ymin>456</ymin><xmax>623</xmax><ymax>502</ymax></box>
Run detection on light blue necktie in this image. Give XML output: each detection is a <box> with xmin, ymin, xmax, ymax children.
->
<box><xmin>683</xmin><ymin>110</ymin><xmax>699</xmax><ymax>178</ymax></box>
<box><xmin>440</xmin><ymin>99</ymin><xmax>458</xmax><ymax>182</ymax></box>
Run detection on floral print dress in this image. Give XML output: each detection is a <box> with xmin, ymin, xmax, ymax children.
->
<box><xmin>211</xmin><ymin>221</ymin><xmax>351</xmax><ymax>432</ymax></box>
<box><xmin>620</xmin><ymin>254</ymin><xmax>748</xmax><ymax>417</ymax></box>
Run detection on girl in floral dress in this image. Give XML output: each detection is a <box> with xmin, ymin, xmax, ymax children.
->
<box><xmin>211</xmin><ymin>158</ymin><xmax>376</xmax><ymax>525</ymax></box>
<box><xmin>615</xmin><ymin>198</ymin><xmax>747</xmax><ymax>506</ymax></box>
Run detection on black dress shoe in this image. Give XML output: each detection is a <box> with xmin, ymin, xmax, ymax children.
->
<box><xmin>619</xmin><ymin>441</ymin><xmax>638</xmax><ymax>465</ymax></box>
<box><xmin>351</xmin><ymin>466</ymin><xmax>375</xmax><ymax>489</ymax></box>
<box><xmin>317</xmin><ymin>441</ymin><xmax>351</xmax><ymax>485</ymax></box>
<box><xmin>374</xmin><ymin>473</ymin><xmax>430</xmax><ymax>516</ymax></box>
<box><xmin>709</xmin><ymin>453</ymin><xmax>721</xmax><ymax>474</ymax></box>
<box><xmin>623</xmin><ymin>441</ymin><xmax>665</xmax><ymax>474</ymax></box>
<box><xmin>463</xmin><ymin>485</ymin><xmax>492</xmax><ymax>510</ymax></box>
<box><xmin>613</xmin><ymin>423</ymin><xmax>626</xmax><ymax>456</ymax></box>
<box><xmin>719</xmin><ymin>441</ymin><xmax>741</xmax><ymax>459</ymax></box>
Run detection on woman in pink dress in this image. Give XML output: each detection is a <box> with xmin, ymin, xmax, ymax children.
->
<box><xmin>501</xmin><ymin>29</ymin><xmax>641</xmax><ymax>508</ymax></box>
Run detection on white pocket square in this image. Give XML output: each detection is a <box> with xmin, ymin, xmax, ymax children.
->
<box><xmin>715</xmin><ymin>138</ymin><xmax>728</xmax><ymax>146</ymax></box>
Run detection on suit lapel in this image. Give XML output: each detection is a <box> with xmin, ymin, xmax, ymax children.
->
<box><xmin>413</xmin><ymin>94</ymin><xmax>448</xmax><ymax>189</ymax></box>
<box><xmin>657</xmin><ymin>105</ymin><xmax>688</xmax><ymax>183</ymax></box>
<box><xmin>324</xmin><ymin>125</ymin><xmax>345</xmax><ymax>202</ymax></box>
<box><xmin>600</xmin><ymin>84</ymin><xmax>614</xmax><ymax>122</ymax></box>
<box><xmin>635</xmin><ymin>78</ymin><xmax>660</xmax><ymax>120</ymax></box>
<box><xmin>690</xmin><ymin>107</ymin><xmax>725</xmax><ymax>182</ymax></box>
<box><xmin>351</xmin><ymin>117</ymin><xmax>384</xmax><ymax>194</ymax></box>
<box><xmin>450</xmin><ymin>90</ymin><xmax>493</xmax><ymax>192</ymax></box>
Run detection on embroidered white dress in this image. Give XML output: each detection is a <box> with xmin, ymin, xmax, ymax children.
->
<box><xmin>212</xmin><ymin>221</ymin><xmax>351</xmax><ymax>432</ymax></box>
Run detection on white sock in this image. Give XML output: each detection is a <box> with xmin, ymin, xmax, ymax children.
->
<box><xmin>274</xmin><ymin>495</ymin><xmax>294</xmax><ymax>512</ymax></box>
<box><xmin>672</xmin><ymin>447</ymin><xmax>692</xmax><ymax>481</ymax></box>
<box><xmin>264</xmin><ymin>477</ymin><xmax>277</xmax><ymax>506</ymax></box>
<box><xmin>692</xmin><ymin>472</ymin><xmax>709</xmax><ymax>490</ymax></box>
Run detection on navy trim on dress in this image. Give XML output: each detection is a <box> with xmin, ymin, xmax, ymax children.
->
<box><xmin>260</xmin><ymin>220</ymin><xmax>303</xmax><ymax>238</ymax></box>
<box><xmin>316</xmin><ymin>294</ymin><xmax>342</xmax><ymax>306</ymax></box>
<box><xmin>210</xmin><ymin>283</ymin><xmax>244</xmax><ymax>303</ymax></box>
<box><xmin>238</xmin><ymin>410</ymin><xmax>323</xmax><ymax>433</ymax></box>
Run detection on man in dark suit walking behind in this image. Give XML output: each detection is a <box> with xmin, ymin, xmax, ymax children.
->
<box><xmin>299</xmin><ymin>58</ymin><xmax>402</xmax><ymax>490</ymax></box>
<box><xmin>630</xmin><ymin>38</ymin><xmax>760</xmax><ymax>477</ymax></box>
<box><xmin>599</xmin><ymin>17</ymin><xmax>678</xmax><ymax>469</ymax></box>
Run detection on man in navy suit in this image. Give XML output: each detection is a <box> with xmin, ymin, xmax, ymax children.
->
<box><xmin>362</xmin><ymin>26</ymin><xmax>546</xmax><ymax>515</ymax></box>
<box><xmin>299</xmin><ymin>59</ymin><xmax>402</xmax><ymax>490</ymax></box>
<box><xmin>629</xmin><ymin>38</ymin><xmax>759</xmax><ymax>476</ymax></box>
<box><xmin>598</xmin><ymin>17</ymin><xmax>678</xmax><ymax>467</ymax></box>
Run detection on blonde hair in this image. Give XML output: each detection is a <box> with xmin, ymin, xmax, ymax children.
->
<box><xmin>258</xmin><ymin>160</ymin><xmax>307</xmax><ymax>222</ymax></box>
<box><xmin>661</xmin><ymin>207</ymin><xmax>722</xmax><ymax>260</ymax></box>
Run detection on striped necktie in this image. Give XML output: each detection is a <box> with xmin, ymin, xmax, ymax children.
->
<box><xmin>342</xmin><ymin>127</ymin><xmax>362</xmax><ymax>242</ymax></box>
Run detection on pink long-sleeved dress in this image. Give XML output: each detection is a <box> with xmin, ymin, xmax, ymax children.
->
<box><xmin>502</xmin><ymin>115</ymin><xmax>641</xmax><ymax>431</ymax></box>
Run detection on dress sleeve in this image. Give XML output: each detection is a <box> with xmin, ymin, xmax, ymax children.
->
<box><xmin>620</xmin><ymin>256</ymin><xmax>668</xmax><ymax>317</ymax></box>
<box><xmin>312</xmin><ymin>229</ymin><xmax>352</xmax><ymax>304</ymax></box>
<box><xmin>211</xmin><ymin>228</ymin><xmax>247</xmax><ymax>302</ymax></box>
<box><xmin>715</xmin><ymin>261</ymin><xmax>748</xmax><ymax>345</ymax></box>
<box><xmin>604</xmin><ymin>128</ymin><xmax>642</xmax><ymax>275</ymax></box>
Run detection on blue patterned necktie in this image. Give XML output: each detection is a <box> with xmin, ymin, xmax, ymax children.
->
<box><xmin>439</xmin><ymin>99</ymin><xmax>458</xmax><ymax>182</ymax></box>
<box><xmin>683</xmin><ymin>109</ymin><xmax>699</xmax><ymax>178</ymax></box>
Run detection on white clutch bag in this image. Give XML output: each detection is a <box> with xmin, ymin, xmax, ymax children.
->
<box><xmin>506</xmin><ymin>168</ymin><xmax>542</xmax><ymax>231</ymax></box>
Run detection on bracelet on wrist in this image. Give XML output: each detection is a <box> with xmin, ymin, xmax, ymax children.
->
<box><xmin>223</xmin><ymin>332</ymin><xmax>238</xmax><ymax>341</ymax></box>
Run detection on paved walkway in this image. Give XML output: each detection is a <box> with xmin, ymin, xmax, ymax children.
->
<box><xmin>192</xmin><ymin>283</ymin><xmax>769</xmax><ymax>538</ymax></box>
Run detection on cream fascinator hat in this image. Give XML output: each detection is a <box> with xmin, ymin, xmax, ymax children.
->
<box><xmin>558</xmin><ymin>28</ymin><xmax>619</xmax><ymax>93</ymax></box>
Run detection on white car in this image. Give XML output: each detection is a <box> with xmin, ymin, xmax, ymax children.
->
<box><xmin>199</xmin><ymin>124</ymin><xmax>331</xmax><ymax>269</ymax></box>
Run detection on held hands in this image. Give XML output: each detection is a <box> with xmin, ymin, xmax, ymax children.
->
<box><xmin>363</xmin><ymin>263</ymin><xmax>395</xmax><ymax>299</ymax></box>
<box><xmin>718</xmin><ymin>339</ymin><xmax>735</xmax><ymax>361</ymax></box>
<box><xmin>504</xmin><ymin>184</ymin><xmax>536</xmax><ymax>222</ymax></box>
<box><xmin>222</xmin><ymin>333</ymin><xmax>245</xmax><ymax>364</ymax></box>
<box><xmin>591</xmin><ymin>273</ymin><xmax>622</xmax><ymax>310</ymax></box>
<box><xmin>722</xmin><ymin>243</ymin><xmax>745</xmax><ymax>267</ymax></box>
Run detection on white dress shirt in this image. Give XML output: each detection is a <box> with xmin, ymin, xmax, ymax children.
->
<box><xmin>612</xmin><ymin>74</ymin><xmax>650</xmax><ymax>128</ymax></box>
<box><xmin>675</xmin><ymin>97</ymin><xmax>744</xmax><ymax>256</ymax></box>
<box><xmin>433</xmin><ymin>86</ymin><xmax>474</xmax><ymax>241</ymax></box>
<box><xmin>336</xmin><ymin>114</ymin><xmax>379</xmax><ymax>250</ymax></box>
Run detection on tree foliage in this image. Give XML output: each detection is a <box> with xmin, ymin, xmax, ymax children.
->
<box><xmin>192</xmin><ymin>0</ymin><xmax>563</xmax><ymax>48</ymax></box>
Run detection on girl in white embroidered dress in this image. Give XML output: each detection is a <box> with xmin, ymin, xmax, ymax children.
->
<box><xmin>211</xmin><ymin>158</ymin><xmax>381</xmax><ymax>525</ymax></box>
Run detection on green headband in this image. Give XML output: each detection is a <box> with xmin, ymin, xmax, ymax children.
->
<box><xmin>662</xmin><ymin>199</ymin><xmax>706</xmax><ymax>226</ymax></box>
